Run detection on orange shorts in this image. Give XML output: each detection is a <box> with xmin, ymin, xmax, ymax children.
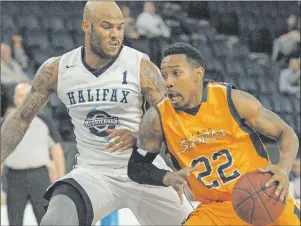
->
<box><xmin>184</xmin><ymin>197</ymin><xmax>300</xmax><ymax>226</ymax></box>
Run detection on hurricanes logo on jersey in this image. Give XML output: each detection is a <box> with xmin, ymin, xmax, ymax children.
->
<box><xmin>84</xmin><ymin>107</ymin><xmax>119</xmax><ymax>137</ymax></box>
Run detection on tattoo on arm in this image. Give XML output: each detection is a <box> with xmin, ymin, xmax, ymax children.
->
<box><xmin>1</xmin><ymin>57</ymin><xmax>60</xmax><ymax>164</ymax></box>
<box><xmin>232</xmin><ymin>89</ymin><xmax>288</xmax><ymax>142</ymax></box>
<box><xmin>138</xmin><ymin>107</ymin><xmax>163</xmax><ymax>153</ymax></box>
<box><xmin>252</xmin><ymin>106</ymin><xmax>284</xmax><ymax>140</ymax></box>
<box><xmin>140</xmin><ymin>60</ymin><xmax>166</xmax><ymax>106</ymax></box>
<box><xmin>21</xmin><ymin>57</ymin><xmax>59</xmax><ymax>121</ymax></box>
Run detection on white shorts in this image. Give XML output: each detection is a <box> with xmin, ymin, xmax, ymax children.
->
<box><xmin>48</xmin><ymin>158</ymin><xmax>193</xmax><ymax>225</ymax></box>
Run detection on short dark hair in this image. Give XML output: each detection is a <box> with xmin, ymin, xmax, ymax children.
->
<box><xmin>162</xmin><ymin>42</ymin><xmax>206</xmax><ymax>69</ymax></box>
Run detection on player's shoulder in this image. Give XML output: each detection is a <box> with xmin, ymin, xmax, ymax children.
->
<box><xmin>123</xmin><ymin>45</ymin><xmax>141</xmax><ymax>54</ymax></box>
<box><xmin>157</xmin><ymin>96</ymin><xmax>170</xmax><ymax>106</ymax></box>
<box><xmin>58</xmin><ymin>46</ymin><xmax>82</xmax><ymax>64</ymax></box>
<box><xmin>56</xmin><ymin>46</ymin><xmax>84</xmax><ymax>71</ymax></box>
<box><xmin>156</xmin><ymin>96</ymin><xmax>173</xmax><ymax>114</ymax></box>
<box><xmin>123</xmin><ymin>45</ymin><xmax>150</xmax><ymax>60</ymax></box>
<box><xmin>42</xmin><ymin>56</ymin><xmax>61</xmax><ymax>68</ymax></box>
<box><xmin>205</xmin><ymin>79</ymin><xmax>235</xmax><ymax>90</ymax></box>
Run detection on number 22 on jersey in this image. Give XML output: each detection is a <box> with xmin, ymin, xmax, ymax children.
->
<box><xmin>191</xmin><ymin>149</ymin><xmax>241</xmax><ymax>188</ymax></box>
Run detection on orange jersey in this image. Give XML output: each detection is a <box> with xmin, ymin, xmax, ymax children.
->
<box><xmin>156</xmin><ymin>80</ymin><xmax>271</xmax><ymax>203</ymax></box>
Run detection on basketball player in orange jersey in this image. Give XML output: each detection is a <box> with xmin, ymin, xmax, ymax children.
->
<box><xmin>128</xmin><ymin>42</ymin><xmax>300</xmax><ymax>225</ymax></box>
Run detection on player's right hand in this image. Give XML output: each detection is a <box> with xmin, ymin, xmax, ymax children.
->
<box><xmin>105</xmin><ymin>129</ymin><xmax>137</xmax><ymax>153</ymax></box>
<box><xmin>163</xmin><ymin>163</ymin><xmax>201</xmax><ymax>204</ymax></box>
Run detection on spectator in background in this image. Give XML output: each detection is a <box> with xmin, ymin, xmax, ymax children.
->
<box><xmin>2</xmin><ymin>82</ymin><xmax>65</xmax><ymax>225</ymax></box>
<box><xmin>11</xmin><ymin>35</ymin><xmax>29</xmax><ymax>69</ymax></box>
<box><xmin>279</xmin><ymin>57</ymin><xmax>300</xmax><ymax>98</ymax></box>
<box><xmin>121</xmin><ymin>6</ymin><xmax>140</xmax><ymax>40</ymax></box>
<box><xmin>287</xmin><ymin>14</ymin><xmax>298</xmax><ymax>32</ymax></box>
<box><xmin>136</xmin><ymin>2</ymin><xmax>170</xmax><ymax>38</ymax></box>
<box><xmin>272</xmin><ymin>17</ymin><xmax>300</xmax><ymax>64</ymax></box>
<box><xmin>1</xmin><ymin>36</ymin><xmax>31</xmax><ymax>86</ymax></box>
<box><xmin>289</xmin><ymin>158</ymin><xmax>300</xmax><ymax>201</ymax></box>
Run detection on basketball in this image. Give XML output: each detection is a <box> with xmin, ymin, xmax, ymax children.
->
<box><xmin>232</xmin><ymin>170</ymin><xmax>286</xmax><ymax>225</ymax></box>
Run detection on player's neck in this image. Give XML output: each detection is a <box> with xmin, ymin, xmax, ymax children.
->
<box><xmin>186</xmin><ymin>84</ymin><xmax>204</xmax><ymax>109</ymax></box>
<box><xmin>84</xmin><ymin>48</ymin><xmax>113</xmax><ymax>70</ymax></box>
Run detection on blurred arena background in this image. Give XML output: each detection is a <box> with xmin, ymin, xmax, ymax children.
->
<box><xmin>1</xmin><ymin>1</ymin><xmax>300</xmax><ymax>225</ymax></box>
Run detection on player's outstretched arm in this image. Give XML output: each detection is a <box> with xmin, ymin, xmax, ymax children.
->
<box><xmin>231</xmin><ymin>89</ymin><xmax>299</xmax><ymax>202</ymax></box>
<box><xmin>140</xmin><ymin>59</ymin><xmax>166</xmax><ymax>107</ymax></box>
<box><xmin>1</xmin><ymin>57</ymin><xmax>60</xmax><ymax>164</ymax></box>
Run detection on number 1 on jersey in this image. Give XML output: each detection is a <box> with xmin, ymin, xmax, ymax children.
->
<box><xmin>122</xmin><ymin>71</ymin><xmax>128</xmax><ymax>84</ymax></box>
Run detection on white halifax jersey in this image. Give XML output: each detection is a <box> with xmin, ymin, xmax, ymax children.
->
<box><xmin>57</xmin><ymin>46</ymin><xmax>146</xmax><ymax>168</ymax></box>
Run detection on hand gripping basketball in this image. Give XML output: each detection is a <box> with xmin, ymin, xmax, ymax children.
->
<box><xmin>163</xmin><ymin>163</ymin><xmax>201</xmax><ymax>204</ymax></box>
<box><xmin>258</xmin><ymin>164</ymin><xmax>290</xmax><ymax>204</ymax></box>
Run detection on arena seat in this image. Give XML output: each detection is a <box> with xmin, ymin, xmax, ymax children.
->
<box><xmin>229</xmin><ymin>43</ymin><xmax>250</xmax><ymax>59</ymax></box>
<box><xmin>211</xmin><ymin>40</ymin><xmax>229</xmax><ymax>58</ymax></box>
<box><xmin>16</xmin><ymin>14</ymin><xmax>42</xmax><ymax>32</ymax></box>
<box><xmin>128</xmin><ymin>39</ymin><xmax>152</xmax><ymax>59</ymax></box>
<box><xmin>185</xmin><ymin>2</ymin><xmax>210</xmax><ymax>20</ymax></box>
<box><xmin>215</xmin><ymin>12</ymin><xmax>239</xmax><ymax>36</ymax></box>
<box><xmin>65</xmin><ymin>16</ymin><xmax>83</xmax><ymax>33</ymax></box>
<box><xmin>248</xmin><ymin>27</ymin><xmax>273</xmax><ymax>54</ymax></box>
<box><xmin>272</xmin><ymin>93</ymin><xmax>294</xmax><ymax>114</ymax></box>
<box><xmin>40</xmin><ymin>2</ymin><xmax>68</xmax><ymax>17</ymax></box>
<box><xmin>32</xmin><ymin>50</ymin><xmax>52</xmax><ymax>69</ymax></box>
<box><xmin>224</xmin><ymin>59</ymin><xmax>245</xmax><ymax>77</ymax></box>
<box><xmin>237</xmin><ymin>76</ymin><xmax>257</xmax><ymax>93</ymax></box>
<box><xmin>73</xmin><ymin>32</ymin><xmax>84</xmax><ymax>47</ymax></box>
<box><xmin>50</xmin><ymin>31</ymin><xmax>75</xmax><ymax>52</ymax></box>
<box><xmin>195</xmin><ymin>43</ymin><xmax>213</xmax><ymax>60</ymax></box>
<box><xmin>291</xmin><ymin>98</ymin><xmax>301</xmax><ymax>114</ymax></box>
<box><xmin>259</xmin><ymin>95</ymin><xmax>274</xmax><ymax>111</ymax></box>
<box><xmin>257</xmin><ymin>75</ymin><xmax>278</xmax><ymax>95</ymax></box>
<box><xmin>1</xmin><ymin>29</ymin><xmax>19</xmax><ymax>43</ymax></box>
<box><xmin>25</xmin><ymin>31</ymin><xmax>51</xmax><ymax>51</ymax></box>
<box><xmin>198</xmin><ymin>25</ymin><xmax>217</xmax><ymax>40</ymax></box>
<box><xmin>224</xmin><ymin>76</ymin><xmax>237</xmax><ymax>87</ymax></box>
<box><xmin>1</xmin><ymin>2</ymin><xmax>20</xmax><ymax>15</ymax></box>
<box><xmin>171</xmin><ymin>34</ymin><xmax>191</xmax><ymax>44</ymax></box>
<box><xmin>206</xmin><ymin>71</ymin><xmax>224</xmax><ymax>82</ymax></box>
<box><xmin>20</xmin><ymin>2</ymin><xmax>43</xmax><ymax>16</ymax></box>
<box><xmin>211</xmin><ymin>59</ymin><xmax>224</xmax><ymax>73</ymax></box>
<box><xmin>42</xmin><ymin>16</ymin><xmax>65</xmax><ymax>32</ymax></box>
<box><xmin>1</xmin><ymin>14</ymin><xmax>16</xmax><ymax>30</ymax></box>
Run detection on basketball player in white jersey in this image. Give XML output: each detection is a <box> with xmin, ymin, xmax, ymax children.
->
<box><xmin>1</xmin><ymin>1</ymin><xmax>193</xmax><ymax>225</ymax></box>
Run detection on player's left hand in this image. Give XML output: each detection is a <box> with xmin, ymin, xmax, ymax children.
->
<box><xmin>258</xmin><ymin>164</ymin><xmax>290</xmax><ymax>204</ymax></box>
<box><xmin>106</xmin><ymin>129</ymin><xmax>137</xmax><ymax>152</ymax></box>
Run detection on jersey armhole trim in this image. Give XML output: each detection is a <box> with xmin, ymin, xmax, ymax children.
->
<box><xmin>226</xmin><ymin>84</ymin><xmax>253</xmax><ymax>134</ymax></box>
<box><xmin>226</xmin><ymin>84</ymin><xmax>244</xmax><ymax>125</ymax></box>
<box><xmin>154</xmin><ymin>106</ymin><xmax>166</xmax><ymax>143</ymax></box>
